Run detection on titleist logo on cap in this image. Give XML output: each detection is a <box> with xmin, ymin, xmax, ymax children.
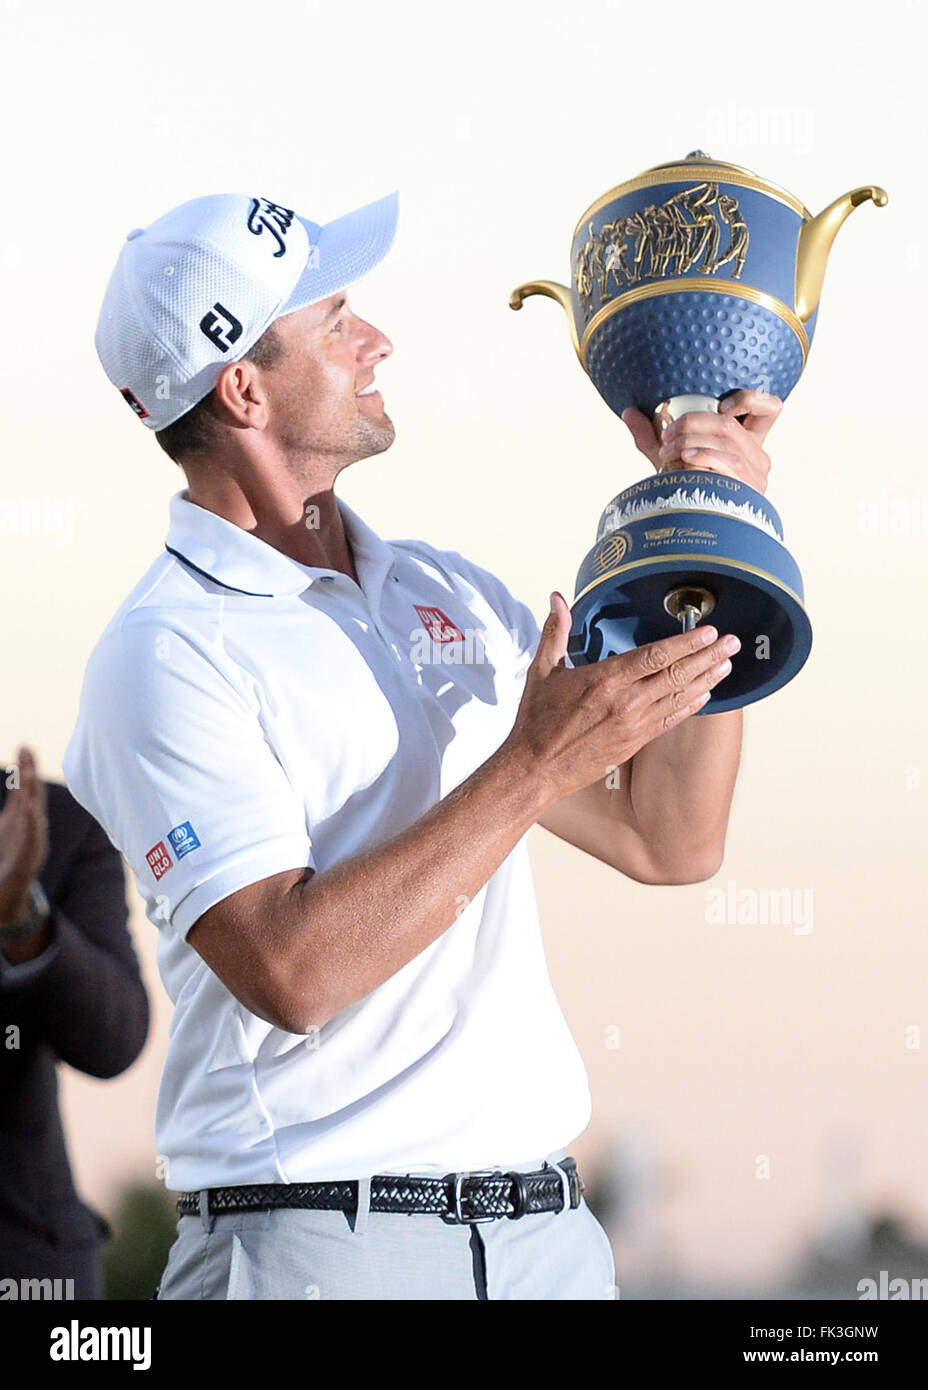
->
<box><xmin>246</xmin><ymin>198</ymin><xmax>296</xmax><ymax>257</ymax></box>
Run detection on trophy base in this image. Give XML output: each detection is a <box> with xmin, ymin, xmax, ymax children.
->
<box><xmin>568</xmin><ymin>471</ymin><xmax>812</xmax><ymax>712</ymax></box>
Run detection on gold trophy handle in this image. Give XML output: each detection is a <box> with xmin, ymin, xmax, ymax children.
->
<box><xmin>509</xmin><ymin>279</ymin><xmax>582</xmax><ymax>361</ymax></box>
<box><xmin>795</xmin><ymin>185</ymin><xmax>888</xmax><ymax>322</ymax></box>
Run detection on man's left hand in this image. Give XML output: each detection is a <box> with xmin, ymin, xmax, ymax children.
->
<box><xmin>621</xmin><ymin>388</ymin><xmax>782</xmax><ymax>496</ymax></box>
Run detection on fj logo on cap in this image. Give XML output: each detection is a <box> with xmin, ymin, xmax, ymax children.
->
<box><xmin>199</xmin><ymin>302</ymin><xmax>243</xmax><ymax>354</ymax></box>
<box><xmin>247</xmin><ymin>197</ymin><xmax>295</xmax><ymax>257</ymax></box>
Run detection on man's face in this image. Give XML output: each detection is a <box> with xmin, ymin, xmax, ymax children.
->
<box><xmin>260</xmin><ymin>292</ymin><xmax>395</xmax><ymax>472</ymax></box>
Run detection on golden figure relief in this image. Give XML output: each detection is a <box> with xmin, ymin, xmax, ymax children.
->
<box><xmin>714</xmin><ymin>194</ymin><xmax>749</xmax><ymax>277</ymax></box>
<box><xmin>576</xmin><ymin>183</ymin><xmax>751</xmax><ymax>319</ymax></box>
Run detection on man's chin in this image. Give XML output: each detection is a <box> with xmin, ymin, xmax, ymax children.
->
<box><xmin>357</xmin><ymin>413</ymin><xmax>396</xmax><ymax>459</ymax></box>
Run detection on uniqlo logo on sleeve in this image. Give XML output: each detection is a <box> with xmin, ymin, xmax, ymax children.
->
<box><xmin>413</xmin><ymin>604</ymin><xmax>465</xmax><ymax>642</ymax></box>
<box><xmin>146</xmin><ymin>841</ymin><xmax>173</xmax><ymax>879</ymax></box>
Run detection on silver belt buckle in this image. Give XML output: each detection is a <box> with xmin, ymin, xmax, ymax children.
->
<box><xmin>449</xmin><ymin>1168</ymin><xmax>503</xmax><ymax>1224</ymax></box>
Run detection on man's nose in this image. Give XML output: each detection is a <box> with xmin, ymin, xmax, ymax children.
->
<box><xmin>358</xmin><ymin>321</ymin><xmax>393</xmax><ymax>361</ymax></box>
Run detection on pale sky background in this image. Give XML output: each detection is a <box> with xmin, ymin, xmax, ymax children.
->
<box><xmin>1</xmin><ymin>0</ymin><xmax>925</xmax><ymax>1289</ymax></box>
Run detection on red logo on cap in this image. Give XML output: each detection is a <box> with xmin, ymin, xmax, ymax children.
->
<box><xmin>146</xmin><ymin>842</ymin><xmax>173</xmax><ymax>879</ymax></box>
<box><xmin>413</xmin><ymin>605</ymin><xmax>465</xmax><ymax>642</ymax></box>
<box><xmin>120</xmin><ymin>387</ymin><xmax>149</xmax><ymax>419</ymax></box>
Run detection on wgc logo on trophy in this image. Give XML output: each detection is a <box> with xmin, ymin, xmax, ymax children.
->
<box><xmin>510</xmin><ymin>151</ymin><xmax>886</xmax><ymax>711</ymax></box>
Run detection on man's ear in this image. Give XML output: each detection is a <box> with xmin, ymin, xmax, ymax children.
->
<box><xmin>211</xmin><ymin>358</ymin><xmax>270</xmax><ymax>431</ymax></box>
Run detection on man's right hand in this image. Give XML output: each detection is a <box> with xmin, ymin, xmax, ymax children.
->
<box><xmin>0</xmin><ymin>746</ymin><xmax>49</xmax><ymax>927</ymax></box>
<box><xmin>186</xmin><ymin>594</ymin><xmax>737</xmax><ymax>1034</ymax></box>
<box><xmin>504</xmin><ymin>591</ymin><xmax>736</xmax><ymax>802</ymax></box>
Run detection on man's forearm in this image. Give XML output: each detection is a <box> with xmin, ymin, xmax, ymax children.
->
<box><xmin>190</xmin><ymin>606</ymin><xmax>743</xmax><ymax>1031</ymax></box>
<box><xmin>207</xmin><ymin>738</ymin><xmax>548</xmax><ymax>1033</ymax></box>
<box><xmin>624</xmin><ymin>707</ymin><xmax>743</xmax><ymax>879</ymax></box>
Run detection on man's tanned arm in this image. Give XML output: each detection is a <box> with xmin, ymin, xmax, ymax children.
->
<box><xmin>189</xmin><ymin>613</ymin><xmax>735</xmax><ymax>1032</ymax></box>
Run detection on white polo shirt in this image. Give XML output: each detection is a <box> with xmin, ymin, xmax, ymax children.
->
<box><xmin>63</xmin><ymin>491</ymin><xmax>591</xmax><ymax>1189</ymax></box>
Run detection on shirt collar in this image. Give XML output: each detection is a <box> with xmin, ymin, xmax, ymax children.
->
<box><xmin>164</xmin><ymin>490</ymin><xmax>396</xmax><ymax>601</ymax></box>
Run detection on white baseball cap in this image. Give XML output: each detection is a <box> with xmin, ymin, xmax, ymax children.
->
<box><xmin>95</xmin><ymin>189</ymin><xmax>399</xmax><ymax>431</ymax></box>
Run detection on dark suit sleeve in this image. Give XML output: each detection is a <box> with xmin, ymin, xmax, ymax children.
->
<box><xmin>0</xmin><ymin>788</ymin><xmax>149</xmax><ymax>1080</ymax></box>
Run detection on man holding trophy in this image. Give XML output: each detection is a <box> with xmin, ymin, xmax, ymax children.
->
<box><xmin>63</xmin><ymin>153</ymin><xmax>881</xmax><ymax>1299</ymax></box>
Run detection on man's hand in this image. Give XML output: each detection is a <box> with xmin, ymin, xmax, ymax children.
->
<box><xmin>621</xmin><ymin>388</ymin><xmax>781</xmax><ymax>496</ymax></box>
<box><xmin>505</xmin><ymin>592</ymin><xmax>739</xmax><ymax>805</ymax></box>
<box><xmin>189</xmin><ymin>594</ymin><xmax>740</xmax><ymax>1032</ymax></box>
<box><xmin>0</xmin><ymin>746</ymin><xmax>49</xmax><ymax>927</ymax></box>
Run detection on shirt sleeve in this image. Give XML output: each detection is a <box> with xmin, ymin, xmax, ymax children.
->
<box><xmin>63</xmin><ymin>613</ymin><xmax>315</xmax><ymax>940</ymax></box>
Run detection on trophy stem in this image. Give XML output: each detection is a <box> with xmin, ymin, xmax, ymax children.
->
<box><xmin>653</xmin><ymin>394</ymin><xmax>719</xmax><ymax>438</ymax></box>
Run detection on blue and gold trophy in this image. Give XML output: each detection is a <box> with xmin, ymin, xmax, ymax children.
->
<box><xmin>510</xmin><ymin>152</ymin><xmax>886</xmax><ymax>711</ymax></box>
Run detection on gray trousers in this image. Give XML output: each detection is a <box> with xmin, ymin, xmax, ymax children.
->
<box><xmin>156</xmin><ymin>1158</ymin><xmax>616</xmax><ymax>1301</ymax></box>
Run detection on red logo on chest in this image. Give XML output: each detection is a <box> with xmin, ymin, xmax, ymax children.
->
<box><xmin>146</xmin><ymin>841</ymin><xmax>173</xmax><ymax>879</ymax></box>
<box><xmin>413</xmin><ymin>604</ymin><xmax>465</xmax><ymax>642</ymax></box>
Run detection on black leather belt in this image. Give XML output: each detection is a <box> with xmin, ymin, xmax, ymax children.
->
<box><xmin>177</xmin><ymin>1156</ymin><xmax>583</xmax><ymax>1224</ymax></box>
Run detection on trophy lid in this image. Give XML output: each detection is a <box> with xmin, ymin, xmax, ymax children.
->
<box><xmin>572</xmin><ymin>151</ymin><xmax>812</xmax><ymax>241</ymax></box>
<box><xmin>649</xmin><ymin>149</ymin><xmax>759</xmax><ymax>176</ymax></box>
